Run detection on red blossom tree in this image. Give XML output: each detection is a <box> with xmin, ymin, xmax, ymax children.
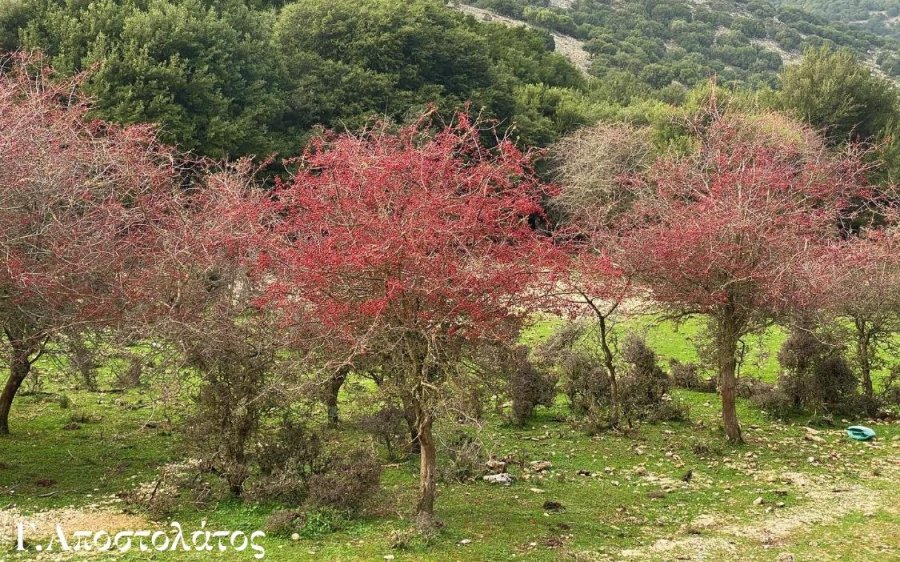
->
<box><xmin>819</xmin><ymin>229</ymin><xmax>900</xmax><ymax>407</ymax></box>
<box><xmin>0</xmin><ymin>56</ymin><xmax>180</xmax><ymax>434</ymax></box>
<box><xmin>614</xmin><ymin>109</ymin><xmax>877</xmax><ymax>443</ymax></box>
<box><xmin>264</xmin><ymin>116</ymin><xmax>558</xmax><ymax>527</ymax></box>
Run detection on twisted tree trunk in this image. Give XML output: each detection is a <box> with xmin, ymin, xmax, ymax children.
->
<box><xmin>716</xmin><ymin>309</ymin><xmax>743</xmax><ymax>444</ymax></box>
<box><xmin>414</xmin><ymin>405</ymin><xmax>438</xmax><ymax>530</ymax></box>
<box><xmin>325</xmin><ymin>366</ymin><xmax>350</xmax><ymax>424</ymax></box>
<box><xmin>0</xmin><ymin>331</ymin><xmax>42</xmax><ymax>435</ymax></box>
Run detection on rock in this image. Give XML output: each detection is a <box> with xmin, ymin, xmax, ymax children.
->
<box><xmin>634</xmin><ymin>466</ymin><xmax>647</xmax><ymax>476</ymax></box>
<box><xmin>576</xmin><ymin>469</ymin><xmax>592</xmax><ymax>477</ymax></box>
<box><xmin>459</xmin><ymin>539</ymin><xmax>472</xmax><ymax>545</ymax></box>
<box><xmin>753</xmin><ymin>496</ymin><xmax>764</xmax><ymax>506</ymax></box>
<box><xmin>776</xmin><ymin>553</ymin><xmax>795</xmax><ymax>562</ymax></box>
<box><xmin>483</xmin><ymin>473</ymin><xmax>513</xmax><ymax>485</ymax></box>
<box><xmin>384</xmin><ymin>556</ymin><xmax>395</xmax><ymax>561</ymax></box>
<box><xmin>647</xmin><ymin>490</ymin><xmax>666</xmax><ymax>499</ymax></box>
<box><xmin>529</xmin><ymin>487</ymin><xmax>546</xmax><ymax>493</ymax></box>
<box><xmin>803</xmin><ymin>434</ymin><xmax>825</xmax><ymax>443</ymax></box>
<box><xmin>530</xmin><ymin>460</ymin><xmax>553</xmax><ymax>472</ymax></box>
<box><xmin>804</xmin><ymin>427</ymin><xmax>820</xmax><ymax>435</ymax></box>
<box><xmin>485</xmin><ymin>459</ymin><xmax>507</xmax><ymax>473</ymax></box>
<box><xmin>291</xmin><ymin>533</ymin><xmax>300</xmax><ymax>541</ymax></box>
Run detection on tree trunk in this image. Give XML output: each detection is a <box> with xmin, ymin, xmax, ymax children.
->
<box><xmin>0</xmin><ymin>339</ymin><xmax>37</xmax><ymax>435</ymax></box>
<box><xmin>402</xmin><ymin>397</ymin><xmax>421</xmax><ymax>455</ymax></box>
<box><xmin>414</xmin><ymin>406</ymin><xmax>438</xmax><ymax>530</ymax></box>
<box><xmin>597</xmin><ymin>314</ymin><xmax>620</xmax><ymax>426</ymax></box>
<box><xmin>716</xmin><ymin>310</ymin><xmax>743</xmax><ymax>444</ymax></box>
<box><xmin>854</xmin><ymin>319</ymin><xmax>874</xmax><ymax>402</ymax></box>
<box><xmin>325</xmin><ymin>366</ymin><xmax>350</xmax><ymax>425</ymax></box>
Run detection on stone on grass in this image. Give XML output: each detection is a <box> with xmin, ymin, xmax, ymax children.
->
<box><xmin>483</xmin><ymin>473</ymin><xmax>513</xmax><ymax>485</ymax></box>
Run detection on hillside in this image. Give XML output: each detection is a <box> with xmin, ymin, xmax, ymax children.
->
<box><xmin>462</xmin><ymin>0</ymin><xmax>900</xmax><ymax>89</ymax></box>
<box><xmin>0</xmin><ymin>0</ymin><xmax>583</xmax><ymax>157</ymax></box>
<box><xmin>773</xmin><ymin>1</ymin><xmax>900</xmax><ymax>40</ymax></box>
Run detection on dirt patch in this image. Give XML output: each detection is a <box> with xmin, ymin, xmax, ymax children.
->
<box><xmin>618</xmin><ymin>463</ymin><xmax>900</xmax><ymax>560</ymax></box>
<box><xmin>454</xmin><ymin>4</ymin><xmax>591</xmax><ymax>74</ymax></box>
<box><xmin>0</xmin><ymin>502</ymin><xmax>151</xmax><ymax>546</ymax></box>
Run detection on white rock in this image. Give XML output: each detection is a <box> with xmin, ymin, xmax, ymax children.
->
<box><xmin>483</xmin><ymin>473</ymin><xmax>513</xmax><ymax>485</ymax></box>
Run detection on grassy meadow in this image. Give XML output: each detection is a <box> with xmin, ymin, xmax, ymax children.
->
<box><xmin>1</xmin><ymin>317</ymin><xmax>898</xmax><ymax>561</ymax></box>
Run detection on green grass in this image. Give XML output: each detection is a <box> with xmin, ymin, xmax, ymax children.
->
<box><xmin>1</xmin><ymin>318</ymin><xmax>898</xmax><ymax>561</ymax></box>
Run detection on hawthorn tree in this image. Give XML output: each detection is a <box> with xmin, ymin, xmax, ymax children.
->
<box><xmin>0</xmin><ymin>56</ymin><xmax>179</xmax><ymax>435</ymax></box>
<box><xmin>553</xmin><ymin>252</ymin><xmax>632</xmax><ymax>426</ymax></box>
<box><xmin>820</xmin><ymin>231</ymin><xmax>900</xmax><ymax>408</ymax></box>
<box><xmin>615</xmin><ymin>109</ymin><xmax>876</xmax><ymax>443</ymax></box>
<box><xmin>550</xmin><ymin>123</ymin><xmax>653</xmax><ymax>425</ymax></box>
<box><xmin>265</xmin><ymin>115</ymin><xmax>557</xmax><ymax>528</ymax></box>
<box><xmin>142</xmin><ymin>163</ymin><xmax>283</xmax><ymax>496</ymax></box>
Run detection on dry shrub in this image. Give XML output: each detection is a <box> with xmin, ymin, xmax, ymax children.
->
<box><xmin>251</xmin><ymin>420</ymin><xmax>382</xmax><ymax>514</ymax></box>
<box><xmin>359</xmin><ymin>405</ymin><xmax>411</xmax><ymax>460</ymax></box>
<box><xmin>506</xmin><ymin>346</ymin><xmax>557</xmax><ymax>426</ymax></box>
<box><xmin>669</xmin><ymin>359</ymin><xmax>715</xmax><ymax>392</ymax></box>
<box><xmin>880</xmin><ymin>365</ymin><xmax>900</xmax><ymax>407</ymax></box>
<box><xmin>251</xmin><ymin>418</ymin><xmax>323</xmax><ymax>503</ymax></box>
<box><xmin>263</xmin><ymin>509</ymin><xmax>303</xmax><ymax>536</ymax></box>
<box><xmin>471</xmin><ymin>341</ymin><xmax>555</xmax><ymax>425</ymax></box>
<box><xmin>438</xmin><ymin>430</ymin><xmax>487</xmax><ymax>483</ymax></box>
<box><xmin>124</xmin><ymin>460</ymin><xmax>222</xmax><ymax>520</ymax></box>
<box><xmin>559</xmin><ymin>351</ymin><xmax>610</xmax><ymax>416</ymax></box>
<box><xmin>534</xmin><ymin>321</ymin><xmax>587</xmax><ymax>367</ymax></box>
<box><xmin>618</xmin><ymin>335</ymin><xmax>688</xmax><ymax>423</ymax></box>
<box><xmin>187</xmin><ymin>321</ymin><xmax>282</xmax><ymax>497</ymax></box>
<box><xmin>750</xmin><ymin>388</ymin><xmax>794</xmax><ymax>418</ymax></box>
<box><xmin>736</xmin><ymin>376</ymin><xmax>775</xmax><ymax>399</ymax></box>
<box><xmin>777</xmin><ymin>325</ymin><xmax>861</xmax><ymax>415</ymax></box>
<box><xmin>306</xmin><ymin>447</ymin><xmax>382</xmax><ymax>514</ymax></box>
<box><xmin>531</xmin><ymin>322</ymin><xmax>607</xmax><ymax>418</ymax></box>
<box><xmin>550</xmin><ymin>123</ymin><xmax>653</xmax><ymax>226</ymax></box>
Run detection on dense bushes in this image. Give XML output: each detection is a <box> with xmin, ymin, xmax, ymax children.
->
<box><xmin>536</xmin><ymin>325</ymin><xmax>688</xmax><ymax>430</ymax></box>
<box><xmin>777</xmin><ymin>325</ymin><xmax>861</xmax><ymax>414</ymax></box>
<box><xmin>306</xmin><ymin>447</ymin><xmax>383</xmax><ymax>513</ymax></box>
<box><xmin>185</xmin><ymin>417</ymin><xmax>382</xmax><ymax>515</ymax></box>
<box><xmin>669</xmin><ymin>359</ymin><xmax>715</xmax><ymax>392</ymax></box>
<box><xmin>559</xmin><ymin>350</ymin><xmax>612</xmax><ymax>417</ymax></box>
<box><xmin>253</xmin><ymin>418</ymin><xmax>324</xmax><ymax>503</ymax></box>
<box><xmin>359</xmin><ymin>405</ymin><xmax>411</xmax><ymax>461</ymax></box>
<box><xmin>747</xmin><ymin>323</ymin><xmax>890</xmax><ymax>418</ymax></box>
<box><xmin>618</xmin><ymin>335</ymin><xmax>689</xmax><ymax>424</ymax></box>
<box><xmin>505</xmin><ymin>346</ymin><xmax>557</xmax><ymax>426</ymax></box>
<box><xmin>187</xmin><ymin>324</ymin><xmax>282</xmax><ymax>497</ymax></box>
